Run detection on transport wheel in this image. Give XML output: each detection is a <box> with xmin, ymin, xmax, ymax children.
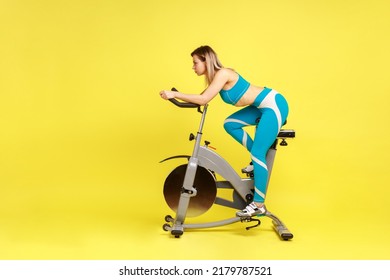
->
<box><xmin>164</xmin><ymin>215</ymin><xmax>173</xmax><ymax>222</ymax></box>
<box><xmin>163</xmin><ymin>164</ymin><xmax>217</xmax><ymax>217</ymax></box>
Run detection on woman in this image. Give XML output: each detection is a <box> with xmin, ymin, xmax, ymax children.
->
<box><xmin>159</xmin><ymin>45</ymin><xmax>289</xmax><ymax>217</ymax></box>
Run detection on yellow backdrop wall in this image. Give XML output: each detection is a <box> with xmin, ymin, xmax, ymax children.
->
<box><xmin>0</xmin><ymin>0</ymin><xmax>389</xmax><ymax>259</ymax></box>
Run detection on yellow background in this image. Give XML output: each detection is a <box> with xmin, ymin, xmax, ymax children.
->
<box><xmin>1</xmin><ymin>0</ymin><xmax>389</xmax><ymax>259</ymax></box>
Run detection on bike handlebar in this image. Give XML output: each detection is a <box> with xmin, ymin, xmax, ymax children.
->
<box><xmin>168</xmin><ymin>87</ymin><xmax>200</xmax><ymax>109</ymax></box>
<box><xmin>168</xmin><ymin>98</ymin><xmax>199</xmax><ymax>108</ymax></box>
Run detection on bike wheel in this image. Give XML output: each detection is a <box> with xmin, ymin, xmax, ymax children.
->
<box><xmin>163</xmin><ymin>164</ymin><xmax>217</xmax><ymax>217</ymax></box>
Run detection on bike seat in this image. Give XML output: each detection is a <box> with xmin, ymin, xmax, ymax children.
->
<box><xmin>277</xmin><ymin>129</ymin><xmax>295</xmax><ymax>138</ymax></box>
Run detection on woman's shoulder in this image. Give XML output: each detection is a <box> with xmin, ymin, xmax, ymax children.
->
<box><xmin>219</xmin><ymin>67</ymin><xmax>236</xmax><ymax>74</ymax></box>
<box><xmin>217</xmin><ymin>68</ymin><xmax>238</xmax><ymax>79</ymax></box>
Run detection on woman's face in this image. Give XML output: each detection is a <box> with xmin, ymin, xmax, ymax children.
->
<box><xmin>192</xmin><ymin>55</ymin><xmax>206</xmax><ymax>76</ymax></box>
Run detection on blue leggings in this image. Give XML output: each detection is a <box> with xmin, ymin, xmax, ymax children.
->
<box><xmin>223</xmin><ymin>88</ymin><xmax>289</xmax><ymax>203</ymax></box>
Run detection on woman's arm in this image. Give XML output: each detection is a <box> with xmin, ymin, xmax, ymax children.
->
<box><xmin>160</xmin><ymin>69</ymin><xmax>229</xmax><ymax>105</ymax></box>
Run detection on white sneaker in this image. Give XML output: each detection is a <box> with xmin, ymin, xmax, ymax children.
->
<box><xmin>236</xmin><ymin>202</ymin><xmax>267</xmax><ymax>217</ymax></box>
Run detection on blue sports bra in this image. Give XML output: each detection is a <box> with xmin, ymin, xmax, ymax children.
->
<box><xmin>219</xmin><ymin>74</ymin><xmax>250</xmax><ymax>105</ymax></box>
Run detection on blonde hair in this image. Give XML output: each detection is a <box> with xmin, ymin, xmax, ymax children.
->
<box><xmin>191</xmin><ymin>46</ymin><xmax>223</xmax><ymax>85</ymax></box>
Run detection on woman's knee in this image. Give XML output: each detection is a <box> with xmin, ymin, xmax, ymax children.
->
<box><xmin>223</xmin><ymin>119</ymin><xmax>238</xmax><ymax>133</ymax></box>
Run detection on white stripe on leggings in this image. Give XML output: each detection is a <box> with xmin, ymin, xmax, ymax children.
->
<box><xmin>257</xmin><ymin>89</ymin><xmax>282</xmax><ymax>130</ymax></box>
<box><xmin>251</xmin><ymin>155</ymin><xmax>267</xmax><ymax>199</ymax></box>
<box><xmin>242</xmin><ymin>132</ymin><xmax>248</xmax><ymax>149</ymax></box>
<box><xmin>224</xmin><ymin>118</ymin><xmax>251</xmax><ymax>126</ymax></box>
<box><xmin>255</xmin><ymin>188</ymin><xmax>265</xmax><ymax>199</ymax></box>
<box><xmin>251</xmin><ymin>155</ymin><xmax>268</xmax><ymax>171</ymax></box>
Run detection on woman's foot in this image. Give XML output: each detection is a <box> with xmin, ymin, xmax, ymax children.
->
<box><xmin>236</xmin><ymin>202</ymin><xmax>267</xmax><ymax>217</ymax></box>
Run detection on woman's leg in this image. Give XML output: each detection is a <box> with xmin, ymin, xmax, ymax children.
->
<box><xmin>223</xmin><ymin>106</ymin><xmax>261</xmax><ymax>152</ymax></box>
<box><xmin>237</xmin><ymin>93</ymin><xmax>289</xmax><ymax>217</ymax></box>
<box><xmin>250</xmin><ymin>108</ymin><xmax>280</xmax><ymax>203</ymax></box>
<box><xmin>251</xmin><ymin>94</ymin><xmax>289</xmax><ymax>203</ymax></box>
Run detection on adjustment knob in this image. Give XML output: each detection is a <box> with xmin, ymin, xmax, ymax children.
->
<box><xmin>280</xmin><ymin>139</ymin><xmax>288</xmax><ymax>146</ymax></box>
<box><xmin>189</xmin><ymin>133</ymin><xmax>195</xmax><ymax>141</ymax></box>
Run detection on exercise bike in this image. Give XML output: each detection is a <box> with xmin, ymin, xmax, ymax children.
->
<box><xmin>160</xmin><ymin>92</ymin><xmax>295</xmax><ymax>240</ymax></box>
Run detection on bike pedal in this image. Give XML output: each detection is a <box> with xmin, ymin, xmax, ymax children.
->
<box><xmin>241</xmin><ymin>163</ymin><xmax>254</xmax><ymax>177</ymax></box>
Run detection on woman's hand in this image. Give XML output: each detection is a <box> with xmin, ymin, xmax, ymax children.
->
<box><xmin>159</xmin><ymin>90</ymin><xmax>176</xmax><ymax>100</ymax></box>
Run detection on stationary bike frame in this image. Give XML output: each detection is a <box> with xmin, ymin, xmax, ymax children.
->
<box><xmin>161</xmin><ymin>97</ymin><xmax>295</xmax><ymax>240</ymax></box>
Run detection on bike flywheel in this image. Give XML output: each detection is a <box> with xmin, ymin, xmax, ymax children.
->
<box><xmin>163</xmin><ymin>164</ymin><xmax>217</xmax><ymax>217</ymax></box>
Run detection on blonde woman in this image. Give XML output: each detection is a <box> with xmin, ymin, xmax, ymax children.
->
<box><xmin>159</xmin><ymin>46</ymin><xmax>289</xmax><ymax>217</ymax></box>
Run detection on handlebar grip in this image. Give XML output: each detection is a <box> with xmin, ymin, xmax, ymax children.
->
<box><xmin>168</xmin><ymin>87</ymin><xmax>199</xmax><ymax>108</ymax></box>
